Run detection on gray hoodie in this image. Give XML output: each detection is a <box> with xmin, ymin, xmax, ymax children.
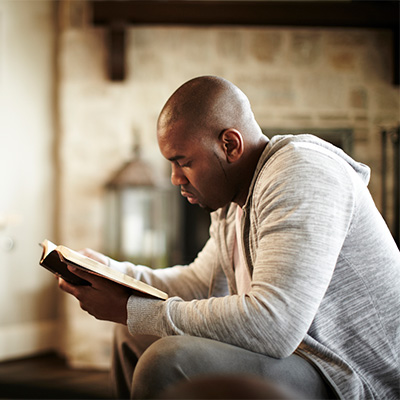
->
<box><xmin>112</xmin><ymin>134</ymin><xmax>400</xmax><ymax>399</ymax></box>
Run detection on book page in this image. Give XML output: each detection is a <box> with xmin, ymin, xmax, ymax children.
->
<box><xmin>58</xmin><ymin>246</ymin><xmax>168</xmax><ymax>300</ymax></box>
<box><xmin>40</xmin><ymin>239</ymin><xmax>57</xmax><ymax>262</ymax></box>
<box><xmin>39</xmin><ymin>240</ymin><xmax>89</xmax><ymax>286</ymax></box>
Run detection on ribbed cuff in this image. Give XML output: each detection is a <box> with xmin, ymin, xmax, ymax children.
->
<box><xmin>126</xmin><ymin>295</ymin><xmax>165</xmax><ymax>336</ymax></box>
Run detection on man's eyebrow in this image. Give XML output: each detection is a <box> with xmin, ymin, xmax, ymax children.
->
<box><xmin>168</xmin><ymin>155</ymin><xmax>185</xmax><ymax>162</ymax></box>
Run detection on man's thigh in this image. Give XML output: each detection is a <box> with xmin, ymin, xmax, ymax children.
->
<box><xmin>131</xmin><ymin>335</ymin><xmax>336</xmax><ymax>399</ymax></box>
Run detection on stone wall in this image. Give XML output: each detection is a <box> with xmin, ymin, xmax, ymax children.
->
<box><xmin>58</xmin><ymin>2</ymin><xmax>399</xmax><ymax>368</ymax></box>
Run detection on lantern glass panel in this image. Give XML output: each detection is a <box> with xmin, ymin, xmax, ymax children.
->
<box><xmin>106</xmin><ymin>185</ymin><xmax>176</xmax><ymax>268</ymax></box>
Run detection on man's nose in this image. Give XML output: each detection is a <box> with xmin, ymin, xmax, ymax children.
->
<box><xmin>171</xmin><ymin>165</ymin><xmax>188</xmax><ymax>186</ymax></box>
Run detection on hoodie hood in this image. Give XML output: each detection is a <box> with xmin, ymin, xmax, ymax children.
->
<box><xmin>259</xmin><ymin>134</ymin><xmax>371</xmax><ymax>185</ymax></box>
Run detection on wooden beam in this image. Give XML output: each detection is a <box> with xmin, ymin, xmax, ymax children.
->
<box><xmin>92</xmin><ymin>1</ymin><xmax>399</xmax><ymax>28</ymax></box>
<box><xmin>107</xmin><ymin>22</ymin><xmax>126</xmax><ymax>81</ymax></box>
<box><xmin>90</xmin><ymin>1</ymin><xmax>399</xmax><ymax>84</ymax></box>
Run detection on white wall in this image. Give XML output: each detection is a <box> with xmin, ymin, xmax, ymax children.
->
<box><xmin>0</xmin><ymin>0</ymin><xmax>58</xmax><ymax>360</ymax></box>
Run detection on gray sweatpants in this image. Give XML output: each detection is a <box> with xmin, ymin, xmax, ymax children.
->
<box><xmin>111</xmin><ymin>325</ymin><xmax>337</xmax><ymax>399</ymax></box>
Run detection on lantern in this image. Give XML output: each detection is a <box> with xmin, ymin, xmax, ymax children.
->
<box><xmin>105</xmin><ymin>149</ymin><xmax>178</xmax><ymax>268</ymax></box>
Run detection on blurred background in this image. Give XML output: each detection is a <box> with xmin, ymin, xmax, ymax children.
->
<box><xmin>0</xmin><ymin>0</ymin><xmax>398</xmax><ymax>381</ymax></box>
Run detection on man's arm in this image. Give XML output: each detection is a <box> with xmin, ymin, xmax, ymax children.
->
<box><xmin>58</xmin><ymin>216</ymin><xmax>227</xmax><ymax>321</ymax></box>
<box><xmin>99</xmin><ymin>219</ymin><xmax>226</xmax><ymax>301</ymax></box>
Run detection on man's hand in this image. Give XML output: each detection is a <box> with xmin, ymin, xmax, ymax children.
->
<box><xmin>58</xmin><ymin>266</ymin><xmax>131</xmax><ymax>325</ymax></box>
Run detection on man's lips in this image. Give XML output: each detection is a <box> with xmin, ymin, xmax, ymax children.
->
<box><xmin>181</xmin><ymin>190</ymin><xmax>198</xmax><ymax>204</ymax></box>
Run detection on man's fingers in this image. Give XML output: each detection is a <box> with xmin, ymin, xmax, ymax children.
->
<box><xmin>58</xmin><ymin>268</ymin><xmax>130</xmax><ymax>324</ymax></box>
<box><xmin>58</xmin><ymin>277</ymin><xmax>80</xmax><ymax>297</ymax></box>
<box><xmin>67</xmin><ymin>265</ymin><xmax>113</xmax><ymax>290</ymax></box>
<box><xmin>67</xmin><ymin>265</ymin><xmax>96</xmax><ymax>284</ymax></box>
<box><xmin>58</xmin><ymin>277</ymin><xmax>91</xmax><ymax>313</ymax></box>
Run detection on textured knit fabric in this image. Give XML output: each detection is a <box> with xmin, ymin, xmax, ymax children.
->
<box><xmin>234</xmin><ymin>206</ymin><xmax>251</xmax><ymax>294</ymax></box>
<box><xmin>109</xmin><ymin>134</ymin><xmax>400</xmax><ymax>400</ymax></box>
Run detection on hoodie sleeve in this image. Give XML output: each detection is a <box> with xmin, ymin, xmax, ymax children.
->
<box><xmin>108</xmin><ymin>212</ymin><xmax>229</xmax><ymax>301</ymax></box>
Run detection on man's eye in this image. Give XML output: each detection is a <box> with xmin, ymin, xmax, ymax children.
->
<box><xmin>180</xmin><ymin>161</ymin><xmax>191</xmax><ymax>168</ymax></box>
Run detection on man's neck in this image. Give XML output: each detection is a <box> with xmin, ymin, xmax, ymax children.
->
<box><xmin>234</xmin><ymin>136</ymin><xmax>269</xmax><ymax>207</ymax></box>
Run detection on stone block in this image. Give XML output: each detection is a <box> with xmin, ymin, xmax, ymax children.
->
<box><xmin>262</xmin><ymin>88</ymin><xmax>294</xmax><ymax>107</ymax></box>
<box><xmin>318</xmin><ymin>112</ymin><xmax>350</xmax><ymax>121</ymax></box>
<box><xmin>328</xmin><ymin>50</ymin><xmax>356</xmax><ymax>71</ymax></box>
<box><xmin>250</xmin><ymin>31</ymin><xmax>283</xmax><ymax>63</ymax></box>
<box><xmin>349</xmin><ymin>87</ymin><xmax>368</xmax><ymax>109</ymax></box>
<box><xmin>326</xmin><ymin>30</ymin><xmax>367</xmax><ymax>47</ymax></box>
<box><xmin>372</xmin><ymin>87</ymin><xmax>399</xmax><ymax>110</ymax></box>
<box><xmin>353</xmin><ymin>127</ymin><xmax>369</xmax><ymax>142</ymax></box>
<box><xmin>354</xmin><ymin>113</ymin><xmax>368</xmax><ymax>123</ymax></box>
<box><xmin>361</xmin><ymin>48</ymin><xmax>392</xmax><ymax>83</ymax></box>
<box><xmin>216</xmin><ymin>29</ymin><xmax>245</xmax><ymax>61</ymax></box>
<box><xmin>278</xmin><ymin>113</ymin><xmax>313</xmax><ymax>128</ymax></box>
<box><xmin>290</xmin><ymin>32</ymin><xmax>321</xmax><ymax>66</ymax></box>
<box><xmin>298</xmin><ymin>75</ymin><xmax>347</xmax><ymax>109</ymax></box>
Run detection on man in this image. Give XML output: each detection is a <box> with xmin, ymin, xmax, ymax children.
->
<box><xmin>60</xmin><ymin>76</ymin><xmax>400</xmax><ymax>399</ymax></box>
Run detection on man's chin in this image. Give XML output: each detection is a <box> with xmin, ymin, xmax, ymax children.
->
<box><xmin>198</xmin><ymin>203</ymin><xmax>215</xmax><ymax>213</ymax></box>
<box><xmin>185</xmin><ymin>196</ymin><xmax>215</xmax><ymax>213</ymax></box>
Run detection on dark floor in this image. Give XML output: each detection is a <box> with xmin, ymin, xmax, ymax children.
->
<box><xmin>0</xmin><ymin>352</ymin><xmax>114</xmax><ymax>399</ymax></box>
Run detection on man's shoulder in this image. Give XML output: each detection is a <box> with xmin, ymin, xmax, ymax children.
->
<box><xmin>259</xmin><ymin>134</ymin><xmax>368</xmax><ymax>181</ymax></box>
<box><xmin>263</xmin><ymin>134</ymin><xmax>334</xmax><ymax>160</ymax></box>
<box><xmin>251</xmin><ymin>133</ymin><xmax>367</xmax><ymax>202</ymax></box>
<box><xmin>255</xmin><ymin>134</ymin><xmax>336</xmax><ymax>180</ymax></box>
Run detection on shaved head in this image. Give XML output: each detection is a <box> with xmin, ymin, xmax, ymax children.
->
<box><xmin>157</xmin><ymin>76</ymin><xmax>261</xmax><ymax>142</ymax></box>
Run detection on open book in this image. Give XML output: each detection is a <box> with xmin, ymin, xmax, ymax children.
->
<box><xmin>39</xmin><ymin>239</ymin><xmax>168</xmax><ymax>300</ymax></box>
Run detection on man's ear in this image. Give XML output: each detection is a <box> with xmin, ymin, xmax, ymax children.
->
<box><xmin>220</xmin><ymin>129</ymin><xmax>244</xmax><ymax>163</ymax></box>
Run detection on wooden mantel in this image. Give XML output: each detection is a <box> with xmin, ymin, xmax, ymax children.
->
<box><xmin>90</xmin><ymin>0</ymin><xmax>399</xmax><ymax>84</ymax></box>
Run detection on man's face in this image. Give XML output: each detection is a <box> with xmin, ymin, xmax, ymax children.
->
<box><xmin>158</xmin><ymin>122</ymin><xmax>233</xmax><ymax>212</ymax></box>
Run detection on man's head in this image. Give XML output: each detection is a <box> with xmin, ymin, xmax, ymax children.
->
<box><xmin>157</xmin><ymin>76</ymin><xmax>268</xmax><ymax>212</ymax></box>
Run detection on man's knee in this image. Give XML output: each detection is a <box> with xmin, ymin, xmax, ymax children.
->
<box><xmin>131</xmin><ymin>336</ymin><xmax>195</xmax><ymax>399</ymax></box>
<box><xmin>135</xmin><ymin>336</ymin><xmax>191</xmax><ymax>377</ymax></box>
<box><xmin>133</xmin><ymin>336</ymin><xmax>304</xmax><ymax>400</ymax></box>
